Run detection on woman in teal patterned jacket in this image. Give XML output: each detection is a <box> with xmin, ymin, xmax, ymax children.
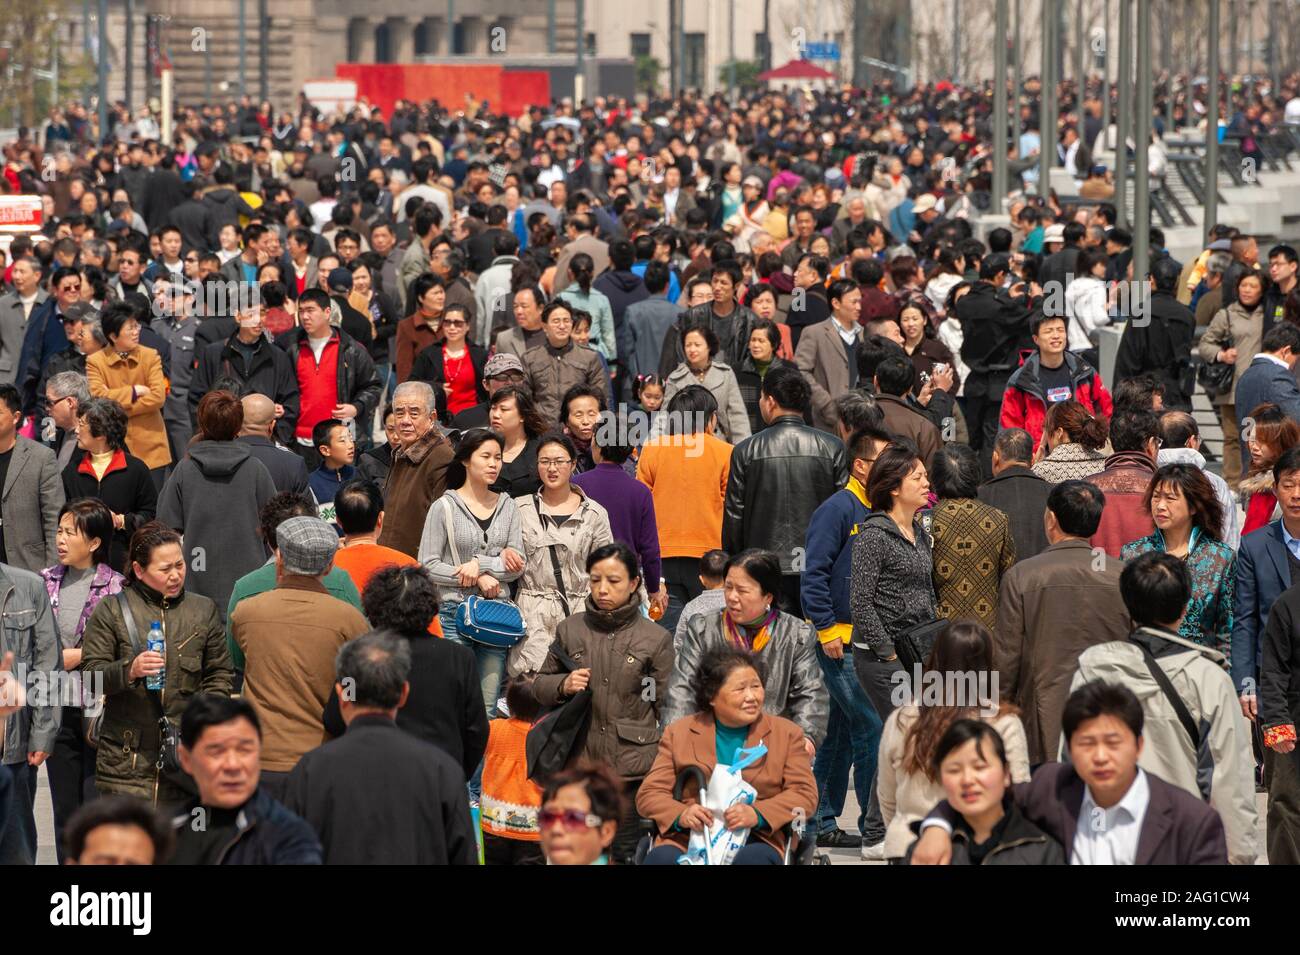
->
<box><xmin>1120</xmin><ymin>463</ymin><xmax>1235</xmax><ymax>657</ymax></box>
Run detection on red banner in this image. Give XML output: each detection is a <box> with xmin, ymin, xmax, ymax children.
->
<box><xmin>336</xmin><ymin>64</ymin><xmax>551</xmax><ymax>118</ymax></box>
<box><xmin>0</xmin><ymin>196</ymin><xmax>44</xmax><ymax>232</ymax></box>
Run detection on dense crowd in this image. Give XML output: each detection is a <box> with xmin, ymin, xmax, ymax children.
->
<box><xmin>0</xmin><ymin>72</ymin><xmax>1299</xmax><ymax>866</ymax></box>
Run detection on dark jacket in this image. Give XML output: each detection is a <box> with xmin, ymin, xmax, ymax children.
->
<box><xmin>977</xmin><ymin>466</ymin><xmax>1051</xmax><ymax>562</ymax></box>
<box><xmin>166</xmin><ymin>198</ymin><xmax>214</xmax><ymax>254</ymax></box>
<box><xmin>62</xmin><ymin>448</ymin><xmax>158</xmax><ymax>574</ymax></box>
<box><xmin>202</xmin><ymin>186</ymin><xmax>256</xmax><ymax>238</ymax></box>
<box><xmin>734</xmin><ymin>356</ymin><xmax>796</xmax><ymax>435</ymax></box>
<box><xmin>1235</xmin><ymin>355</ymin><xmax>1300</xmax><ymax>451</ymax></box>
<box><xmin>875</xmin><ymin>393</ymin><xmax>943</xmax><ymax>469</ymax></box>
<box><xmin>723</xmin><ymin>414</ymin><xmax>849</xmax><ymax>574</ymax></box>
<box><xmin>955</xmin><ymin>281</ymin><xmax>1034</xmax><ymax>381</ymax></box>
<box><xmin>849</xmin><ymin>512</ymin><xmax>937</xmax><ymax>653</ymax></box>
<box><xmin>377</xmin><ymin>426</ymin><xmax>455</xmax><ymax>557</ymax></box>
<box><xmin>80</xmin><ymin>582</ymin><xmax>233</xmax><ymax>804</ymax></box>
<box><xmin>283</xmin><ymin>713</ymin><xmax>477</xmax><ymax>864</ymax></box>
<box><xmin>1114</xmin><ymin>290</ymin><xmax>1196</xmax><ymax>409</ymax></box>
<box><xmin>356</xmin><ymin>442</ymin><xmax>393</xmax><ymax>489</ymax></box>
<box><xmin>274</xmin><ymin>326</ymin><xmax>382</xmax><ymax>428</ymax></box>
<box><xmin>594</xmin><ymin>269</ymin><xmax>650</xmax><ymax>363</ymax></box>
<box><xmin>903</xmin><ymin>800</ymin><xmax>1065</xmax><ymax>865</ymax></box>
<box><xmin>157</xmin><ymin>441</ymin><xmax>277</xmax><ymax>618</ymax></box>
<box><xmin>236</xmin><ymin>434</ymin><xmax>311</xmax><ymax>495</ymax></box>
<box><xmin>321</xmin><ymin>633</ymin><xmax>489</xmax><ymax>779</ymax></box>
<box><xmin>1038</xmin><ymin>243</ymin><xmax>1083</xmax><ymax>295</ymax></box>
<box><xmin>658</xmin><ymin>302</ymin><xmax>756</xmax><ymax>380</ymax></box>
<box><xmin>924</xmin><ymin>762</ymin><xmax>1228</xmax><ymax>864</ymax></box>
<box><xmin>408</xmin><ymin>342</ymin><xmax>489</xmax><ymax>424</ymax></box>
<box><xmin>802</xmin><ymin>480</ymin><xmax>871</xmax><ymax>636</ymax></box>
<box><xmin>191</xmin><ymin>333</ymin><xmax>301</xmax><ymax>444</ymax></box>
<box><xmin>1232</xmin><ymin>519</ymin><xmax>1293</xmax><ymax>694</ymax></box>
<box><xmin>170</xmin><ymin>788</ymin><xmax>322</xmax><ymax>864</ymax></box>
<box><xmin>533</xmin><ymin>597</ymin><xmax>674</xmax><ymax>780</ymax></box>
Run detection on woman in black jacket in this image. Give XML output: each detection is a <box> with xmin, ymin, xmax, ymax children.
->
<box><xmin>488</xmin><ymin>385</ymin><xmax>546</xmax><ymax>498</ymax></box>
<box><xmin>62</xmin><ymin>397</ymin><xmax>159</xmax><ymax>574</ymax></box>
<box><xmin>321</xmin><ymin>564</ymin><xmax>489</xmax><ymax>780</ymax></box>
<box><xmin>348</xmin><ymin>254</ymin><xmax>400</xmax><ymax>397</ymax></box>
<box><xmin>903</xmin><ymin>719</ymin><xmax>1064</xmax><ymax>865</ymax></box>
<box><xmin>734</xmin><ymin>316</ymin><xmax>795</xmax><ymax>435</ymax></box>
<box><xmin>409</xmin><ymin>303</ymin><xmax>489</xmax><ymax>423</ymax></box>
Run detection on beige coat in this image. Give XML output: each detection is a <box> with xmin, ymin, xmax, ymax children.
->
<box><xmin>878</xmin><ymin>705</ymin><xmax>1031</xmax><ymax>859</ymax></box>
<box><xmin>662</xmin><ymin>360</ymin><xmax>751</xmax><ymax>444</ymax></box>
<box><xmin>1196</xmin><ymin>301</ymin><xmax>1265</xmax><ymax>406</ymax></box>
<box><xmin>509</xmin><ymin>488</ymin><xmax>613</xmax><ymax>675</ymax></box>
<box><xmin>794</xmin><ymin>318</ymin><xmax>859</xmax><ymax>433</ymax></box>
<box><xmin>86</xmin><ymin>345</ymin><xmax>171</xmax><ymax>469</ymax></box>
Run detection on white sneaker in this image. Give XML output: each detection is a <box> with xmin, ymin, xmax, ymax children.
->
<box><xmin>860</xmin><ymin>841</ymin><xmax>886</xmax><ymax>861</ymax></box>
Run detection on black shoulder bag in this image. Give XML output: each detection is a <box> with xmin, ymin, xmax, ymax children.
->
<box><xmin>525</xmin><ymin>641</ymin><xmax>593</xmax><ymax>784</ymax></box>
<box><xmin>117</xmin><ymin>592</ymin><xmax>196</xmax><ymax>795</ymax></box>
<box><xmin>1195</xmin><ymin>331</ymin><xmax>1235</xmax><ymax>401</ymax></box>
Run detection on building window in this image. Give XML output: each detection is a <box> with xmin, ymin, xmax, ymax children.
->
<box><xmin>754</xmin><ymin>32</ymin><xmax>768</xmax><ymax>62</ymax></box>
<box><xmin>684</xmin><ymin>33</ymin><xmax>705</xmax><ymax>89</ymax></box>
<box><xmin>630</xmin><ymin>33</ymin><xmax>651</xmax><ymax>58</ymax></box>
<box><xmin>585</xmin><ymin>32</ymin><xmax>596</xmax><ymax>56</ymax></box>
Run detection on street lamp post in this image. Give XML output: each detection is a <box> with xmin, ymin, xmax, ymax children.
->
<box><xmin>1040</xmin><ymin>0</ymin><xmax>1056</xmax><ymax>194</ymax></box>
<box><xmin>96</xmin><ymin>0</ymin><xmax>108</xmax><ymax>141</ymax></box>
<box><xmin>1117</xmin><ymin>0</ymin><xmax>1132</xmax><ymax>225</ymax></box>
<box><xmin>994</xmin><ymin>0</ymin><xmax>1009</xmax><ymax>206</ymax></box>
<box><xmin>1207</xmin><ymin>0</ymin><xmax>1221</xmax><ymax>235</ymax></box>
<box><xmin>1134</xmin><ymin>0</ymin><xmax>1152</xmax><ymax>283</ymax></box>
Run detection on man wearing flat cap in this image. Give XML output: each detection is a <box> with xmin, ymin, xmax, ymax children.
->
<box><xmin>230</xmin><ymin>516</ymin><xmax>370</xmax><ymax>799</ymax></box>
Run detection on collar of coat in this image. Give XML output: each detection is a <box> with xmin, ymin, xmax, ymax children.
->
<box><xmin>276</xmin><ymin>574</ymin><xmax>329</xmax><ymax>595</ymax></box>
<box><xmin>394</xmin><ymin>426</ymin><xmax>449</xmax><ymax>466</ymax></box>
<box><xmin>103</xmin><ymin>347</ymin><xmax>145</xmax><ymax>368</ymax></box>
<box><xmin>684</xmin><ymin>711</ymin><xmax>775</xmax><ymax>770</ymax></box>
<box><xmin>1129</xmin><ymin>624</ymin><xmax>1227</xmax><ymax>666</ymax></box>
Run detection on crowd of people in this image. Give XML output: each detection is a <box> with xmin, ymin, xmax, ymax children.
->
<box><xmin>1</xmin><ymin>69</ymin><xmax>1300</xmax><ymax>866</ymax></box>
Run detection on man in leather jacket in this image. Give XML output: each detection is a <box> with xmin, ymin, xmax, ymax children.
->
<box><xmin>723</xmin><ymin>367</ymin><xmax>848</xmax><ymax>617</ymax></box>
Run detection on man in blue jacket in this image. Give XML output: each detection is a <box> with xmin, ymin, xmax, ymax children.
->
<box><xmin>801</xmin><ymin>423</ymin><xmax>890</xmax><ymax>853</ymax></box>
<box><xmin>1235</xmin><ymin>324</ymin><xmax>1300</xmax><ymax>472</ymax></box>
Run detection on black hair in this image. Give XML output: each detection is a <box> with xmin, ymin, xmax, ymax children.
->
<box><xmin>1109</xmin><ymin>407</ymin><xmax>1160</xmax><ymax>454</ymax></box>
<box><xmin>698</xmin><ymin>548</ymin><xmax>729</xmax><ymax>582</ymax></box>
<box><xmin>1274</xmin><ymin>445</ymin><xmax>1300</xmax><ymax>483</ymax></box>
<box><xmin>1047</xmin><ymin>479</ymin><xmax>1106</xmax><ymax>537</ymax></box>
<box><xmin>536</xmin><ymin>429</ymin><xmax>578</xmax><ymax>464</ymax></box>
<box><xmin>448</xmin><ymin>427</ymin><xmax>505</xmax><ymax>487</ymax></box>
<box><xmin>76</xmin><ymin>396</ymin><xmax>128</xmax><ymax>451</ymax></box>
<box><xmin>643</xmin><ymin>260</ymin><xmax>671</xmax><ymax>294</ymax></box>
<box><xmin>362</xmin><ymin>564</ymin><xmax>440</xmax><ymax>637</ymax></box>
<box><xmin>257</xmin><ymin>491</ymin><xmax>318</xmax><ymax>549</ymax></box>
<box><xmin>930</xmin><ymin>443</ymin><xmax>981</xmax><ymax>499</ymax></box>
<box><xmin>874</xmin><ymin>355</ymin><xmax>916</xmax><ymax>396</ymax></box>
<box><xmin>691</xmin><ymin>646</ymin><xmax>769</xmax><ymax>714</ymax></box>
<box><xmin>334</xmin><ymin>479</ymin><xmax>383</xmax><ymax>536</ymax></box>
<box><xmin>585</xmin><ymin>541</ymin><xmax>641</xmax><ymax>581</ymax></box>
<box><xmin>1121</xmin><ymin>551</ymin><xmax>1191</xmax><ymax>628</ymax></box>
<box><xmin>312</xmin><ymin>417</ymin><xmax>347</xmax><ymax>453</ymax></box>
<box><xmin>760</xmin><ymin>365</ymin><xmax>810</xmax><ymax>412</ymax></box>
<box><xmin>541</xmin><ymin>763</ymin><xmax>627</xmax><ymax>823</ymax></box>
<box><xmin>857</xmin><ymin>333</ymin><xmax>907</xmax><ymax>383</ymax></box>
<box><xmin>64</xmin><ymin>796</ymin><xmax>174</xmax><ymax>864</ymax></box>
<box><xmin>59</xmin><ymin>498</ymin><xmax>115</xmax><ymax>567</ymax></box>
<box><xmin>993</xmin><ymin>428</ymin><xmax>1034</xmax><ymax>465</ymax></box>
<box><xmin>681</xmin><ymin>324</ymin><xmax>720</xmax><ymax>358</ymax></box>
<box><xmin>504</xmin><ymin>673</ymin><xmax>542</xmax><ymax>723</ymax></box>
<box><xmin>723</xmin><ymin>548</ymin><xmax>783</xmax><ymax>598</ymax></box>
<box><xmin>866</xmin><ymin>441</ymin><xmax>923</xmax><ymax>513</ymax></box>
<box><xmin>666</xmin><ymin>384</ymin><xmax>718</xmax><ymax>434</ymax></box>
<box><xmin>1262</xmin><ymin>323</ymin><xmax>1300</xmax><ymax>355</ymax></box>
<box><xmin>558</xmin><ymin>384</ymin><xmax>606</xmax><ymax>426</ymax></box>
<box><xmin>828</xmin><ymin>278</ymin><xmax>859</xmax><ymax>309</ymax></box>
<box><xmin>930</xmin><ymin>718</ymin><xmax>1010</xmax><ymax>777</ymax></box>
<box><xmin>593</xmin><ymin>412</ymin><xmax>634</xmax><ymax>463</ymax></box>
<box><xmin>179</xmin><ymin>693</ymin><xmax>262</xmax><ymax>748</ymax></box>
<box><xmin>1061</xmin><ymin>680</ymin><xmax>1144</xmax><ymax>742</ymax></box>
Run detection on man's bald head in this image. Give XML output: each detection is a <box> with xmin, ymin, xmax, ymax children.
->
<box><xmin>240</xmin><ymin>394</ymin><xmax>276</xmax><ymax>436</ymax></box>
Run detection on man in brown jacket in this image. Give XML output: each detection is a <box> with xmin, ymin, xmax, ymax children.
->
<box><xmin>523</xmin><ymin>300</ymin><xmax>609</xmax><ymax>425</ymax></box>
<box><xmin>871</xmin><ymin>355</ymin><xmax>942</xmax><ymax>469</ymax></box>
<box><xmin>378</xmin><ymin>381</ymin><xmax>454</xmax><ymax>557</ymax></box>
<box><xmin>994</xmin><ymin>480</ymin><xmax>1130</xmax><ymax>764</ymax></box>
<box><xmin>231</xmin><ymin>516</ymin><xmax>370</xmax><ymax>798</ymax></box>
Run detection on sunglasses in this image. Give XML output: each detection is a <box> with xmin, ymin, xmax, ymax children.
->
<box><xmin>443</xmin><ymin>319</ymin><xmax>467</xmax><ymax>328</ymax></box>
<box><xmin>538</xmin><ymin>808</ymin><xmax>604</xmax><ymax>831</ymax></box>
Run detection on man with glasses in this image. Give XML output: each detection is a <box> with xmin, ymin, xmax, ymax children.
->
<box><xmin>449</xmin><ymin>353</ymin><xmax>527</xmax><ymax>431</ymax></box>
<box><xmin>110</xmin><ymin>246</ymin><xmax>152</xmax><ymax>301</ymax></box>
<box><xmin>0</xmin><ymin>258</ymin><xmax>46</xmax><ymax>387</ymax></box>
<box><xmin>16</xmin><ymin>267</ymin><xmax>84</xmax><ymax>417</ymax></box>
<box><xmin>376</xmin><ymin>380</ymin><xmax>453</xmax><ymax>558</ymax></box>
<box><xmin>43</xmin><ymin>370</ymin><xmax>91</xmax><ymax>469</ymax></box>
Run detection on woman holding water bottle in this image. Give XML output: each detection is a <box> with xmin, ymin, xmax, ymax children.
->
<box><xmin>81</xmin><ymin>522</ymin><xmax>234</xmax><ymax>807</ymax></box>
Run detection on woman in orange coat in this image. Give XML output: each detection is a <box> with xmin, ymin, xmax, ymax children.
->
<box><xmin>637</xmin><ymin>647</ymin><xmax>818</xmax><ymax>864</ymax></box>
<box><xmin>86</xmin><ymin>301</ymin><xmax>171</xmax><ymax>487</ymax></box>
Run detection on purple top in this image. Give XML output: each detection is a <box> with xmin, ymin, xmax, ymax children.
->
<box><xmin>571</xmin><ymin>462</ymin><xmax>663</xmax><ymax>592</ymax></box>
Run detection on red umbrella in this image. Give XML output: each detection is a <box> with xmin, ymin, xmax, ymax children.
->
<box><xmin>757</xmin><ymin>59</ymin><xmax>837</xmax><ymax>81</ymax></box>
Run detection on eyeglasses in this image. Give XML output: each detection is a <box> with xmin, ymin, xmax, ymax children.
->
<box><xmin>60</xmin><ymin>284</ymin><xmax>81</xmax><ymax>293</ymax></box>
<box><xmin>443</xmin><ymin>319</ymin><xmax>467</xmax><ymax>328</ymax></box>
<box><xmin>538</xmin><ymin>458</ymin><xmax>574</xmax><ymax>469</ymax></box>
<box><xmin>538</xmin><ymin>808</ymin><xmax>604</xmax><ymax>831</ymax></box>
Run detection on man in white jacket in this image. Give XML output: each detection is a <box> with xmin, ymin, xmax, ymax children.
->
<box><xmin>1068</xmin><ymin>551</ymin><xmax>1257</xmax><ymax>865</ymax></box>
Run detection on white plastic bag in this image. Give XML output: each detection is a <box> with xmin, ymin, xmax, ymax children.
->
<box><xmin>678</xmin><ymin>743</ymin><xmax>767</xmax><ymax>865</ymax></box>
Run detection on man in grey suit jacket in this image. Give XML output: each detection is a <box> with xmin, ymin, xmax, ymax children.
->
<box><xmin>794</xmin><ymin>280</ymin><xmax>863</xmax><ymax>433</ymax></box>
<box><xmin>1235</xmin><ymin>324</ymin><xmax>1300</xmax><ymax>471</ymax></box>
<box><xmin>625</xmin><ymin>262</ymin><xmax>682</xmax><ymax>381</ymax></box>
<box><xmin>0</xmin><ymin>259</ymin><xmax>46</xmax><ymax>387</ymax></box>
<box><xmin>0</xmin><ymin>385</ymin><xmax>64</xmax><ymax>573</ymax></box>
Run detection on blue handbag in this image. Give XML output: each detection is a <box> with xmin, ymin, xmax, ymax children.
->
<box><xmin>456</xmin><ymin>594</ymin><xmax>526</xmax><ymax>648</ymax></box>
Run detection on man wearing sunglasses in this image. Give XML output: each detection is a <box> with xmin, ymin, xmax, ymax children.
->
<box><xmin>16</xmin><ymin>267</ymin><xmax>84</xmax><ymax>417</ymax></box>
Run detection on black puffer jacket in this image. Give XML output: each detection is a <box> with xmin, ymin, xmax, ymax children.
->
<box><xmin>170</xmin><ymin>788</ymin><xmax>322</xmax><ymax>864</ymax></box>
<box><xmin>849</xmin><ymin>512</ymin><xmax>936</xmax><ymax>653</ymax></box>
<box><xmin>722</xmin><ymin>414</ymin><xmax>848</xmax><ymax>574</ymax></box>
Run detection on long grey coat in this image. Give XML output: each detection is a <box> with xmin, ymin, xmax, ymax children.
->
<box><xmin>0</xmin><ymin>562</ymin><xmax>61</xmax><ymax>766</ymax></box>
<box><xmin>664</xmin><ymin>608</ymin><xmax>828</xmax><ymax>746</ymax></box>
<box><xmin>0</xmin><ymin>437</ymin><xmax>65</xmax><ymax>574</ymax></box>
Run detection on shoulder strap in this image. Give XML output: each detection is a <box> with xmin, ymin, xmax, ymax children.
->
<box><xmin>1136</xmin><ymin>640</ymin><xmax>1201</xmax><ymax>751</ymax></box>
<box><xmin>441</xmin><ymin>494</ymin><xmax>461</xmax><ymax>567</ymax></box>
<box><xmin>536</xmin><ymin>493</ymin><xmax>572</xmax><ymax>618</ymax></box>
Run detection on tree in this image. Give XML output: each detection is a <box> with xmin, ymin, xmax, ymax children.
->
<box><xmin>0</xmin><ymin>0</ymin><xmax>82</xmax><ymax>128</ymax></box>
<box><xmin>717</xmin><ymin>60</ymin><xmax>762</xmax><ymax>90</ymax></box>
<box><xmin>636</xmin><ymin>55</ymin><xmax>663</xmax><ymax>96</ymax></box>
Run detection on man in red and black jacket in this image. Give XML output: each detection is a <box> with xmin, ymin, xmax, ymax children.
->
<box><xmin>1000</xmin><ymin>312</ymin><xmax>1113</xmax><ymax>456</ymax></box>
<box><xmin>274</xmin><ymin>288</ymin><xmax>381</xmax><ymax>469</ymax></box>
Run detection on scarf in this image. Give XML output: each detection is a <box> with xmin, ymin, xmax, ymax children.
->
<box><xmin>583</xmin><ymin>593</ymin><xmax>642</xmax><ymax>633</ymax></box>
<box><xmin>723</xmin><ymin>606</ymin><xmax>778</xmax><ymax>652</ymax></box>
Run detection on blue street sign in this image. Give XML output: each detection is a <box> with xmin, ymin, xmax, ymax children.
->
<box><xmin>803</xmin><ymin>42</ymin><xmax>841</xmax><ymax>61</ymax></box>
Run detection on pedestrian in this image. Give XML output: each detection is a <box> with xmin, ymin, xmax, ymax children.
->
<box><xmin>794</xmin><ymin>279</ymin><xmax>864</xmax><ymax>434</ymax></box>
<box><xmin>307</xmin><ymin>418</ymin><xmax>357</xmax><ymax>527</ymax></box>
<box><xmin>63</xmin><ymin>796</ymin><xmax>174</xmax><ymax>865</ymax></box>
<box><xmin>977</xmin><ymin>428</ymin><xmax>1052</xmax><ymax>562</ymax></box>
<box><xmin>1031</xmin><ymin>398</ymin><xmax>1111</xmax><ymax>483</ymax></box>
<box><xmin>538</xmin><ymin>763</ymin><xmax>625</xmax><ymax>866</ymax></box>
<box><xmin>1085</xmin><ymin>408</ymin><xmax>1161</xmax><ymax>558</ymax></box>
<box><xmin>523</xmin><ymin>300</ymin><xmax>609</xmax><ymax>426</ymax></box>
<box><xmin>1157</xmin><ymin>409</ymin><xmax>1241</xmax><ymax>551</ymax></box>
<box><xmin>409</xmin><ymin>303</ymin><xmax>488</xmax><ymax>424</ymax></box>
<box><xmin>662</xmin><ymin>326</ymin><xmax>750</xmax><ymax>444</ymax></box>
<box><xmin>234</xmin><ymin>394</ymin><xmax>311</xmax><ymax>496</ymax></box>
<box><xmin>1198</xmin><ymin>270</ymin><xmax>1266</xmax><ymax>489</ymax></box>
<box><xmin>734</xmin><ymin>319</ymin><xmax>795</xmax><ymax>435</ymax></box>
<box><xmin>377</xmin><ymin>381</ymin><xmax>455</xmax><ymax>558</ymax></box>
<box><xmin>1234</xmin><ymin>325</ymin><xmax>1300</xmax><ymax>479</ymax></box>
<box><xmin>487</xmin><ymin>385</ymin><xmax>546</xmax><ymax>498</ymax></box>
<box><xmin>480</xmin><ymin>674</ymin><xmax>545</xmax><ymax>865</ymax></box>
<box><xmin>1239</xmin><ymin>403</ymin><xmax>1300</xmax><ymax>536</ymax></box>
<box><xmin>0</xmin><ymin>383</ymin><xmax>65</xmax><ymax>573</ymax></box>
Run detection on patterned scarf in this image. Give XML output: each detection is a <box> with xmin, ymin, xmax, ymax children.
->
<box><xmin>723</xmin><ymin>607</ymin><xmax>778</xmax><ymax>652</ymax></box>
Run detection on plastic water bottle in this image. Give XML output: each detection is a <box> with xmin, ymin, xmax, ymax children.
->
<box><xmin>145</xmin><ymin>621</ymin><xmax>165</xmax><ymax>691</ymax></box>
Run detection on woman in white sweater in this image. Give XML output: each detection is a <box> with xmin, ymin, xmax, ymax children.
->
<box><xmin>1063</xmin><ymin>247</ymin><xmax>1112</xmax><ymax>359</ymax></box>
<box><xmin>877</xmin><ymin>621</ymin><xmax>1031</xmax><ymax>861</ymax></box>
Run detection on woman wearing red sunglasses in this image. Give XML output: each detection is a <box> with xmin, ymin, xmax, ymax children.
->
<box><xmin>539</xmin><ymin>764</ymin><xmax>625</xmax><ymax>865</ymax></box>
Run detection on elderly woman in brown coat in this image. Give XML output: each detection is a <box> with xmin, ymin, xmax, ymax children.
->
<box><xmin>86</xmin><ymin>301</ymin><xmax>171</xmax><ymax>486</ymax></box>
<box><xmin>638</xmin><ymin>646</ymin><xmax>818</xmax><ymax>864</ymax></box>
<box><xmin>533</xmin><ymin>541</ymin><xmax>673</xmax><ymax>865</ymax></box>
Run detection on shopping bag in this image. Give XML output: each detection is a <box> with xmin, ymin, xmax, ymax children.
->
<box><xmin>678</xmin><ymin>742</ymin><xmax>768</xmax><ymax>865</ymax></box>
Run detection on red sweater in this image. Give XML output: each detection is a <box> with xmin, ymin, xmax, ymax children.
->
<box><xmin>296</xmin><ymin>336</ymin><xmax>340</xmax><ymax>440</ymax></box>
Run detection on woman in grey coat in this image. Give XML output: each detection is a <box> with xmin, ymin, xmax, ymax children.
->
<box><xmin>418</xmin><ymin>428</ymin><xmax>524</xmax><ymax>716</ymax></box>
<box><xmin>662</xmin><ymin>326</ymin><xmax>751</xmax><ymax>444</ymax></box>
<box><xmin>664</xmin><ymin>549</ymin><xmax>827</xmax><ymax>749</ymax></box>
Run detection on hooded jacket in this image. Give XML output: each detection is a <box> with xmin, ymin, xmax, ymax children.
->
<box><xmin>593</xmin><ymin>269</ymin><xmax>650</xmax><ymax>365</ymax></box>
<box><xmin>190</xmin><ymin>333</ymin><xmax>301</xmax><ymax>444</ymax></box>
<box><xmin>1063</xmin><ymin>274</ymin><xmax>1110</xmax><ymax>351</ymax></box>
<box><xmin>1071</xmin><ymin>626</ymin><xmax>1257</xmax><ymax>865</ymax></box>
<box><xmin>1000</xmin><ymin>351</ymin><xmax>1113</xmax><ymax>452</ymax></box>
<box><xmin>157</xmin><ymin>441</ymin><xmax>277</xmax><ymax>617</ymax></box>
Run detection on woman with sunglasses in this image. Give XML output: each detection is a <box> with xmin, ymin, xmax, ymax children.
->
<box><xmin>539</xmin><ymin>764</ymin><xmax>627</xmax><ymax>865</ymax></box>
<box><xmin>511</xmin><ymin>432</ymin><xmax>613</xmax><ymax>675</ymax></box>
<box><xmin>409</xmin><ymin>304</ymin><xmax>488</xmax><ymax>424</ymax></box>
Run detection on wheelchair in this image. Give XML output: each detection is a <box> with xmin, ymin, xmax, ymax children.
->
<box><xmin>633</xmin><ymin>766</ymin><xmax>831</xmax><ymax>865</ymax></box>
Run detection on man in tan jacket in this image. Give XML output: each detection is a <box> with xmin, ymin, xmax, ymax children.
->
<box><xmin>231</xmin><ymin>516</ymin><xmax>369</xmax><ymax>799</ymax></box>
